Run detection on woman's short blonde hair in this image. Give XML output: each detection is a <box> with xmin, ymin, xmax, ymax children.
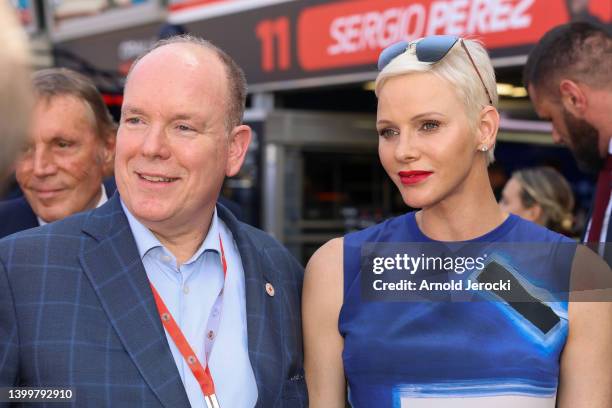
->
<box><xmin>375</xmin><ymin>38</ymin><xmax>498</xmax><ymax>163</ymax></box>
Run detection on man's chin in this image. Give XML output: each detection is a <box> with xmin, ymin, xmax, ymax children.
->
<box><xmin>36</xmin><ymin>210</ymin><xmax>66</xmax><ymax>224</ymax></box>
<box><xmin>562</xmin><ymin>107</ymin><xmax>604</xmax><ymax>173</ymax></box>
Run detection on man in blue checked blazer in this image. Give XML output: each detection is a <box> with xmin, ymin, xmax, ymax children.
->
<box><xmin>0</xmin><ymin>36</ymin><xmax>306</xmax><ymax>407</ymax></box>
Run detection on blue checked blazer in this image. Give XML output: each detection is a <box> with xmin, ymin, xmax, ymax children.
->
<box><xmin>0</xmin><ymin>194</ymin><xmax>306</xmax><ymax>407</ymax></box>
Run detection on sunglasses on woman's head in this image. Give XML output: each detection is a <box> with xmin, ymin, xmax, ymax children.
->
<box><xmin>377</xmin><ymin>35</ymin><xmax>493</xmax><ymax>105</ymax></box>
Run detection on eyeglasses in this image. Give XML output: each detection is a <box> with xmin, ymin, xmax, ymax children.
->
<box><xmin>377</xmin><ymin>35</ymin><xmax>493</xmax><ymax>105</ymax></box>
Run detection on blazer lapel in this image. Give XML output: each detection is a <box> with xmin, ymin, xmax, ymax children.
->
<box><xmin>79</xmin><ymin>194</ymin><xmax>190</xmax><ymax>408</ymax></box>
<box><xmin>217</xmin><ymin>205</ymin><xmax>284</xmax><ymax>407</ymax></box>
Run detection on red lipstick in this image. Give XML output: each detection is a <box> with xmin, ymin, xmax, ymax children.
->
<box><xmin>398</xmin><ymin>170</ymin><xmax>432</xmax><ymax>185</ymax></box>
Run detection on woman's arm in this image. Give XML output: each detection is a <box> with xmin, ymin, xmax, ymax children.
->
<box><xmin>557</xmin><ymin>246</ymin><xmax>612</xmax><ymax>407</ymax></box>
<box><xmin>557</xmin><ymin>301</ymin><xmax>612</xmax><ymax>407</ymax></box>
<box><xmin>303</xmin><ymin>238</ymin><xmax>346</xmax><ymax>407</ymax></box>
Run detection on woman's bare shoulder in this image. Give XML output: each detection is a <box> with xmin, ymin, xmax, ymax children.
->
<box><xmin>304</xmin><ymin>237</ymin><xmax>344</xmax><ymax>300</ymax></box>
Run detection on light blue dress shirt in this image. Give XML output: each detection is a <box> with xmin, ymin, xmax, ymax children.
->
<box><xmin>121</xmin><ymin>200</ymin><xmax>258</xmax><ymax>407</ymax></box>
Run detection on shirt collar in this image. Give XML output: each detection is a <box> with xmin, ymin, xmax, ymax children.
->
<box><xmin>38</xmin><ymin>183</ymin><xmax>108</xmax><ymax>226</ymax></box>
<box><xmin>120</xmin><ymin>198</ymin><xmax>220</xmax><ymax>264</ymax></box>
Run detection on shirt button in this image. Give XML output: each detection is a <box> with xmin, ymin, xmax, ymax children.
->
<box><xmin>207</xmin><ymin>330</ymin><xmax>215</xmax><ymax>340</ymax></box>
<box><xmin>183</xmin><ymin>285</ymin><xmax>189</xmax><ymax>294</ymax></box>
<box><xmin>212</xmin><ymin>308</ymin><xmax>219</xmax><ymax>317</ymax></box>
<box><xmin>265</xmin><ymin>282</ymin><xmax>275</xmax><ymax>297</ymax></box>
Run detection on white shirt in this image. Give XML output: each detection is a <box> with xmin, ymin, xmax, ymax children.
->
<box><xmin>121</xmin><ymin>200</ymin><xmax>258</xmax><ymax>408</ymax></box>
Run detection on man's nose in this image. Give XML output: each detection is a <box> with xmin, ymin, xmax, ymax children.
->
<box><xmin>141</xmin><ymin>126</ymin><xmax>171</xmax><ymax>159</ymax></box>
<box><xmin>32</xmin><ymin>147</ymin><xmax>58</xmax><ymax>177</ymax></box>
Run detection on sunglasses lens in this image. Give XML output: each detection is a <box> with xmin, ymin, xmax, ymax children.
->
<box><xmin>377</xmin><ymin>36</ymin><xmax>460</xmax><ymax>71</ymax></box>
<box><xmin>376</xmin><ymin>35</ymin><xmax>491</xmax><ymax>104</ymax></box>
<box><xmin>377</xmin><ymin>40</ymin><xmax>409</xmax><ymax>71</ymax></box>
<box><xmin>415</xmin><ymin>35</ymin><xmax>459</xmax><ymax>62</ymax></box>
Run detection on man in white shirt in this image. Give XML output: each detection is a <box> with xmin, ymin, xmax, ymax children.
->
<box><xmin>0</xmin><ymin>68</ymin><xmax>116</xmax><ymax>237</ymax></box>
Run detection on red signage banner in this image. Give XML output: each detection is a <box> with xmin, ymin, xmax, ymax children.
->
<box><xmin>57</xmin><ymin>0</ymin><xmax>612</xmax><ymax>91</ymax></box>
<box><xmin>169</xmin><ymin>0</ymin><xmax>236</xmax><ymax>13</ymax></box>
<box><xmin>298</xmin><ymin>0</ymin><xmax>610</xmax><ymax>71</ymax></box>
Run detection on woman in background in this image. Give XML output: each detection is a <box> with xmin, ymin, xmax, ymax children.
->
<box><xmin>500</xmin><ymin>166</ymin><xmax>575</xmax><ymax>235</ymax></box>
<box><xmin>303</xmin><ymin>35</ymin><xmax>612</xmax><ymax>407</ymax></box>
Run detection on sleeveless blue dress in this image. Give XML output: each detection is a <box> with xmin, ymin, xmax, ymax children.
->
<box><xmin>340</xmin><ymin>212</ymin><xmax>575</xmax><ymax>408</ymax></box>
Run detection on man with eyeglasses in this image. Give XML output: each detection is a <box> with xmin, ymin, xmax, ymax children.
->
<box><xmin>524</xmin><ymin>22</ymin><xmax>612</xmax><ymax>257</ymax></box>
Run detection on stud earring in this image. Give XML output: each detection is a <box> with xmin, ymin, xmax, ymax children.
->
<box><xmin>480</xmin><ymin>146</ymin><xmax>488</xmax><ymax>152</ymax></box>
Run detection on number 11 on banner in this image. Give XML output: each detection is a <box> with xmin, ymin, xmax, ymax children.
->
<box><xmin>255</xmin><ymin>17</ymin><xmax>291</xmax><ymax>72</ymax></box>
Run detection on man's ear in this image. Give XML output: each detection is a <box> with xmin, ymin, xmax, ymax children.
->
<box><xmin>559</xmin><ymin>79</ymin><xmax>587</xmax><ymax>117</ymax></box>
<box><xmin>477</xmin><ymin>105</ymin><xmax>500</xmax><ymax>150</ymax></box>
<box><xmin>225</xmin><ymin>125</ymin><xmax>252</xmax><ymax>177</ymax></box>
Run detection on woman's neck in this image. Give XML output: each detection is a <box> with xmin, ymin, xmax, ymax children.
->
<box><xmin>416</xmin><ymin>171</ymin><xmax>508</xmax><ymax>241</ymax></box>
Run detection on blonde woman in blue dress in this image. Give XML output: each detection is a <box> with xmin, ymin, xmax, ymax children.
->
<box><xmin>303</xmin><ymin>36</ymin><xmax>612</xmax><ymax>408</ymax></box>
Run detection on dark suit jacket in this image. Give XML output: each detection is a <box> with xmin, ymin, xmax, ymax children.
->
<box><xmin>0</xmin><ymin>196</ymin><xmax>37</xmax><ymax>239</ymax></box>
<box><xmin>0</xmin><ymin>194</ymin><xmax>306</xmax><ymax>407</ymax></box>
<box><xmin>0</xmin><ymin>178</ymin><xmax>243</xmax><ymax>239</ymax></box>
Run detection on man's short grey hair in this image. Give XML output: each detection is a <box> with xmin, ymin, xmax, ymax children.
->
<box><xmin>0</xmin><ymin>2</ymin><xmax>32</xmax><ymax>183</ymax></box>
<box><xmin>128</xmin><ymin>35</ymin><xmax>247</xmax><ymax>131</ymax></box>
<box><xmin>33</xmin><ymin>68</ymin><xmax>117</xmax><ymax>140</ymax></box>
<box><xmin>375</xmin><ymin>39</ymin><xmax>498</xmax><ymax>164</ymax></box>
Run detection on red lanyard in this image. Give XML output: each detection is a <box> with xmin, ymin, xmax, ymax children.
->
<box><xmin>150</xmin><ymin>235</ymin><xmax>227</xmax><ymax>408</ymax></box>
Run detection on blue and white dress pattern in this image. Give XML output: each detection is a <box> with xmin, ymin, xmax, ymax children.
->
<box><xmin>340</xmin><ymin>213</ymin><xmax>574</xmax><ymax>407</ymax></box>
